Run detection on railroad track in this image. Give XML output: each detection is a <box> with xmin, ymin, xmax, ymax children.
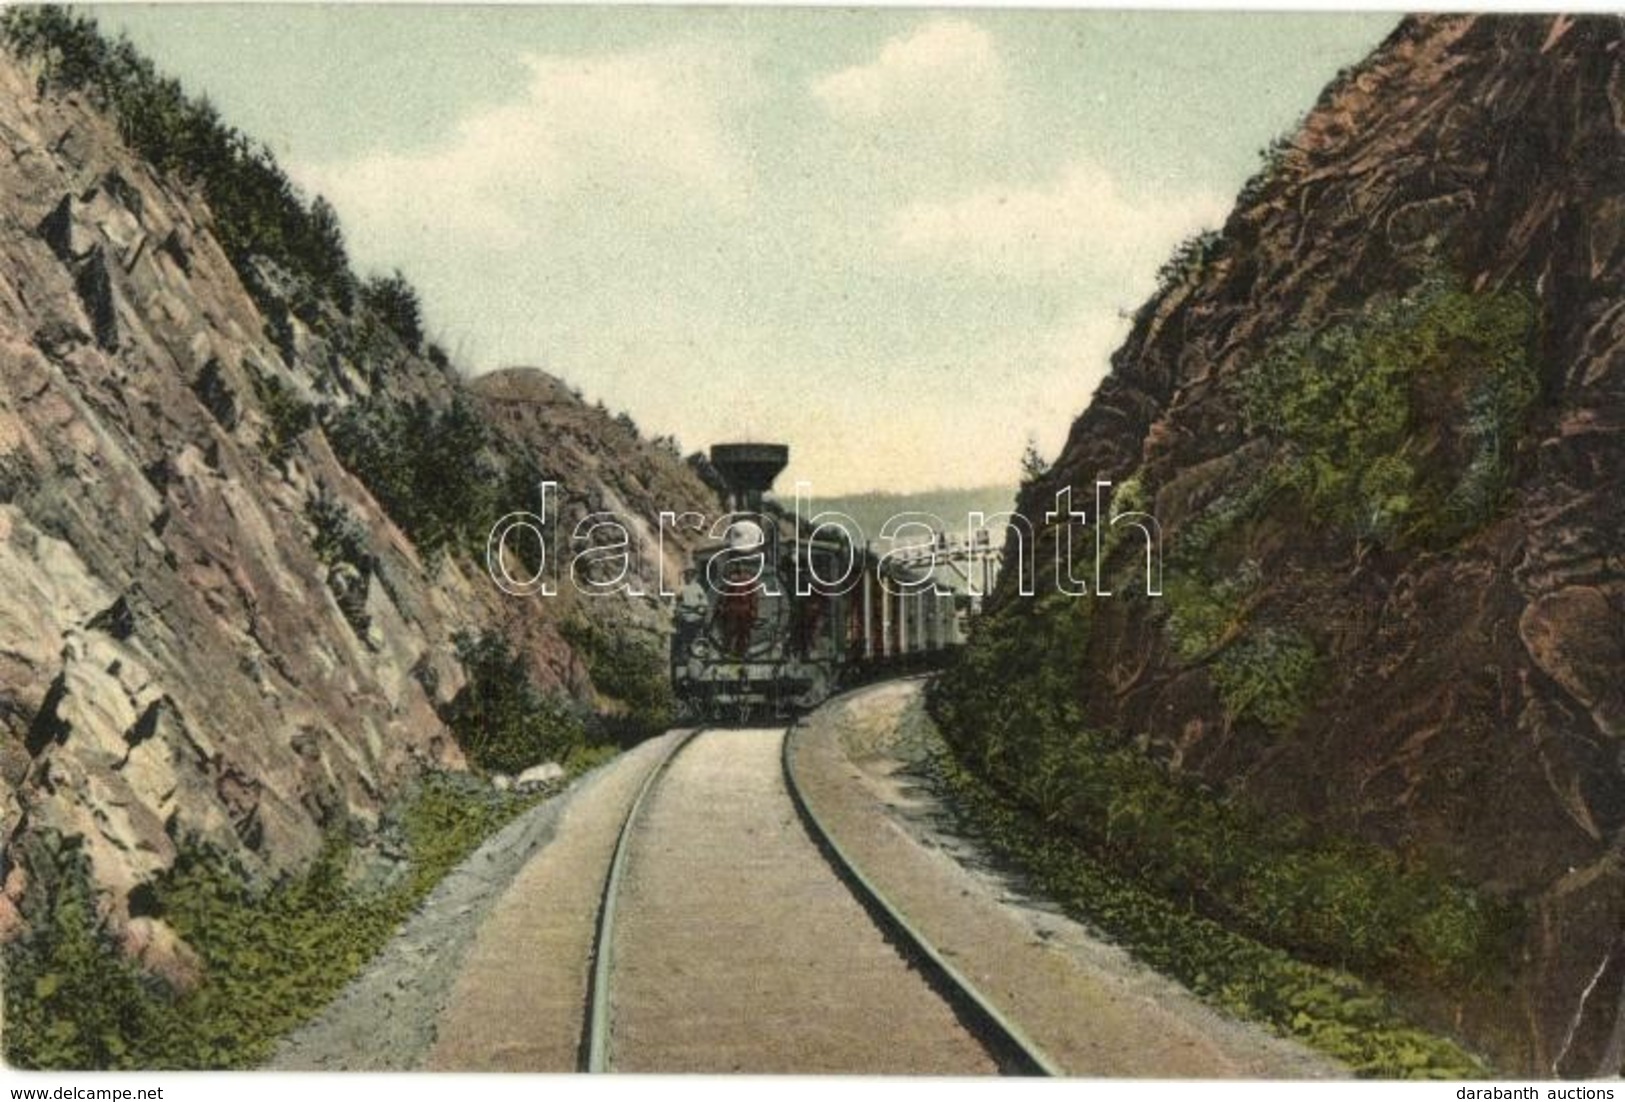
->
<box><xmin>579</xmin><ymin>724</ymin><xmax>1060</xmax><ymax>1075</ymax></box>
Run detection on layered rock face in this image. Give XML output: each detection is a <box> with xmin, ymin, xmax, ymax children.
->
<box><xmin>0</xmin><ymin>51</ymin><xmax>714</xmax><ymax>969</ymax></box>
<box><xmin>1008</xmin><ymin>15</ymin><xmax>1624</xmax><ymax>1075</ymax></box>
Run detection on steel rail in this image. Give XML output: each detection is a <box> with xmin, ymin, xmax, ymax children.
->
<box><xmin>579</xmin><ymin>726</ymin><xmax>707</xmax><ymax>1072</ymax></box>
<box><xmin>780</xmin><ymin>716</ymin><xmax>1065</xmax><ymax>1077</ymax></box>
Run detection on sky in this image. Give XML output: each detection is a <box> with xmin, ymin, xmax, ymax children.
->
<box><xmin>91</xmin><ymin>6</ymin><xmax>1397</xmax><ymax>495</ymax></box>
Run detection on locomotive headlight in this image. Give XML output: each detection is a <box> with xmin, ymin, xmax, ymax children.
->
<box><xmin>726</xmin><ymin>518</ymin><xmax>766</xmax><ymax>551</ymax></box>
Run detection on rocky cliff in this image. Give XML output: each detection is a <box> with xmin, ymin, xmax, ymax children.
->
<box><xmin>996</xmin><ymin>14</ymin><xmax>1623</xmax><ymax>1074</ymax></box>
<box><xmin>0</xmin><ymin>39</ymin><xmax>715</xmax><ymax>983</ymax></box>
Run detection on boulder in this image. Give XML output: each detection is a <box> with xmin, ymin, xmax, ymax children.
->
<box><xmin>515</xmin><ymin>762</ymin><xmax>566</xmax><ymax>789</ymax></box>
<box><xmin>119</xmin><ymin>917</ymin><xmax>203</xmax><ymax>994</ymax></box>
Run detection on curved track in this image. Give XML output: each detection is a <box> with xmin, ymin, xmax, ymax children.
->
<box><xmin>580</xmin><ymin>724</ymin><xmax>1056</xmax><ymax>1075</ymax></box>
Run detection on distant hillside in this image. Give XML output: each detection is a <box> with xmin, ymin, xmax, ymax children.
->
<box><xmin>801</xmin><ymin>484</ymin><xmax>1017</xmax><ymax>547</ymax></box>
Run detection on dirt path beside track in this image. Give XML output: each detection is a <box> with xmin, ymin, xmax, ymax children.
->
<box><xmin>273</xmin><ymin>686</ymin><xmax>1343</xmax><ymax>1076</ymax></box>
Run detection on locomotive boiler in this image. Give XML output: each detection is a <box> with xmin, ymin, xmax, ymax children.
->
<box><xmin>671</xmin><ymin>443</ymin><xmax>964</xmax><ymax>722</ymax></box>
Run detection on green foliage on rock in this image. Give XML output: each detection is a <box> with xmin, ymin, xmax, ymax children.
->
<box><xmin>1236</xmin><ymin>129</ymin><xmax>1301</xmax><ymax>209</ymax></box>
<box><xmin>1163</xmin><ymin>565</ymin><xmax>1256</xmax><ymax>661</ymax></box>
<box><xmin>327</xmin><ymin>393</ymin><xmax>542</xmax><ymax>562</ymax></box>
<box><xmin>1161</xmin><ymin>564</ymin><xmax>1319</xmax><ymax>733</ymax></box>
<box><xmin>1238</xmin><ymin>274</ymin><xmax>1538</xmax><ymax>549</ymax></box>
<box><xmin>1</xmin><ymin>847</ymin><xmax>170</xmax><ymax>1069</ymax></box>
<box><xmin>1210</xmin><ymin>626</ymin><xmax>1320</xmax><ymax>734</ymax></box>
<box><xmin>2</xmin><ymin>775</ymin><xmax>547</xmax><ymax>1069</ymax></box>
<box><xmin>249</xmin><ymin>369</ymin><xmax>314</xmax><ymax>464</ymax></box>
<box><xmin>1155</xmin><ymin>229</ymin><xmax>1225</xmax><ymax>294</ymax></box>
<box><xmin>559</xmin><ymin>618</ymin><xmax>675</xmax><ymax>743</ymax></box>
<box><xmin>307</xmin><ymin>492</ymin><xmax>371</xmax><ymax>572</ymax></box>
<box><xmin>922</xmin><ymin>270</ymin><xmax>1538</xmax><ymax>1072</ymax></box>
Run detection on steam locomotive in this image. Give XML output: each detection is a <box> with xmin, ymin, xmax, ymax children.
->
<box><xmin>671</xmin><ymin>443</ymin><xmax>965</xmax><ymax>722</ymax></box>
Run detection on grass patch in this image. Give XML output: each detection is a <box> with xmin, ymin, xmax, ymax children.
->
<box><xmin>3</xmin><ymin>769</ymin><xmax>585</xmax><ymax>1069</ymax></box>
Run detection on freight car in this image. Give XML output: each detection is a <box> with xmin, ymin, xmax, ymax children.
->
<box><xmin>671</xmin><ymin>443</ymin><xmax>964</xmax><ymax>722</ymax></box>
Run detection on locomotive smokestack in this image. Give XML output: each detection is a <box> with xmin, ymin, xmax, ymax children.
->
<box><xmin>710</xmin><ymin>442</ymin><xmax>788</xmax><ymax>513</ymax></box>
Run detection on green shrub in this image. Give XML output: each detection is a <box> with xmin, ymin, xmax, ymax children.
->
<box><xmin>1018</xmin><ymin>436</ymin><xmax>1050</xmax><ymax>488</ymax></box>
<box><xmin>1235</xmin><ymin>129</ymin><xmax>1300</xmax><ymax>209</ymax></box>
<box><xmin>358</xmin><ymin>271</ymin><xmax>424</xmax><ymax>354</ymax></box>
<box><xmin>559</xmin><ymin>618</ymin><xmax>674</xmax><ymax>743</ymax></box>
<box><xmin>2</xmin><ymin>846</ymin><xmax>175</xmax><ymax>1069</ymax></box>
<box><xmin>249</xmin><ymin>369</ymin><xmax>313</xmax><ymax>464</ymax></box>
<box><xmin>445</xmin><ymin>631</ymin><xmax>588</xmax><ymax>774</ymax></box>
<box><xmin>307</xmin><ymin>492</ymin><xmax>371</xmax><ymax>571</ymax></box>
<box><xmin>1155</xmin><ymin>230</ymin><xmax>1224</xmax><ymax>294</ymax></box>
<box><xmin>327</xmin><ymin>393</ymin><xmax>540</xmax><ymax>562</ymax></box>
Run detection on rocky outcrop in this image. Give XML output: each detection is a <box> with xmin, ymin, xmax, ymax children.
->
<box><xmin>1005</xmin><ymin>15</ymin><xmax>1624</xmax><ymax>1075</ymax></box>
<box><xmin>0</xmin><ymin>48</ymin><xmax>713</xmax><ymax>973</ymax></box>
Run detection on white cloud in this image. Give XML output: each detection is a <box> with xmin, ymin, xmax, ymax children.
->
<box><xmin>887</xmin><ymin>160</ymin><xmax>1228</xmax><ymax>280</ymax></box>
<box><xmin>812</xmin><ymin>18</ymin><xmax>1004</xmax><ymax>125</ymax></box>
<box><xmin>296</xmin><ymin>45</ymin><xmax>750</xmax><ymax>250</ymax></box>
<box><xmin>760</xmin><ymin>310</ymin><xmax>1131</xmax><ymax>494</ymax></box>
